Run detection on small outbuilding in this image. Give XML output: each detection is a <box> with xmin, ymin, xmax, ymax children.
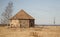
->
<box><xmin>10</xmin><ymin>9</ymin><xmax>35</xmax><ymax>28</ymax></box>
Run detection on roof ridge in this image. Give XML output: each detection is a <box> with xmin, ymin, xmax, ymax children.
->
<box><xmin>10</xmin><ymin>9</ymin><xmax>35</xmax><ymax>20</ymax></box>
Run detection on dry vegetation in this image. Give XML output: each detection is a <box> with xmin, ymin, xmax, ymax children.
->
<box><xmin>0</xmin><ymin>26</ymin><xmax>60</xmax><ymax>37</ymax></box>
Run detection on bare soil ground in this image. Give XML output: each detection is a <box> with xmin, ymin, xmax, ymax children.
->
<box><xmin>0</xmin><ymin>26</ymin><xmax>60</xmax><ymax>37</ymax></box>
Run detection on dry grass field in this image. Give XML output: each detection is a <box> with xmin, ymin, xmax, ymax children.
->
<box><xmin>0</xmin><ymin>26</ymin><xmax>60</xmax><ymax>37</ymax></box>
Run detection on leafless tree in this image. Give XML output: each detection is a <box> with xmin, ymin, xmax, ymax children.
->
<box><xmin>1</xmin><ymin>1</ymin><xmax>13</xmax><ymax>25</ymax></box>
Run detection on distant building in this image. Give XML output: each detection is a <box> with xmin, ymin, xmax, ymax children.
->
<box><xmin>10</xmin><ymin>9</ymin><xmax>35</xmax><ymax>28</ymax></box>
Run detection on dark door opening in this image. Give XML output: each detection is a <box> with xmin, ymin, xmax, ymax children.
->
<box><xmin>29</xmin><ymin>19</ymin><xmax>34</xmax><ymax>27</ymax></box>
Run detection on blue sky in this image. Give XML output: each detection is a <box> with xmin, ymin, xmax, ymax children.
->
<box><xmin>0</xmin><ymin>0</ymin><xmax>60</xmax><ymax>25</ymax></box>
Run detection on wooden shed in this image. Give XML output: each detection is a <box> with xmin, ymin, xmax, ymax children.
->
<box><xmin>10</xmin><ymin>9</ymin><xmax>35</xmax><ymax>28</ymax></box>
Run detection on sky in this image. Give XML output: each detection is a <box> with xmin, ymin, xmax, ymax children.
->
<box><xmin>0</xmin><ymin>0</ymin><xmax>60</xmax><ymax>25</ymax></box>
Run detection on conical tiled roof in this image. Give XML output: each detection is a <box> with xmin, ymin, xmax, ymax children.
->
<box><xmin>10</xmin><ymin>9</ymin><xmax>35</xmax><ymax>20</ymax></box>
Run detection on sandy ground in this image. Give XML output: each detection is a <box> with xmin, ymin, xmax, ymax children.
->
<box><xmin>0</xmin><ymin>26</ymin><xmax>60</xmax><ymax>37</ymax></box>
